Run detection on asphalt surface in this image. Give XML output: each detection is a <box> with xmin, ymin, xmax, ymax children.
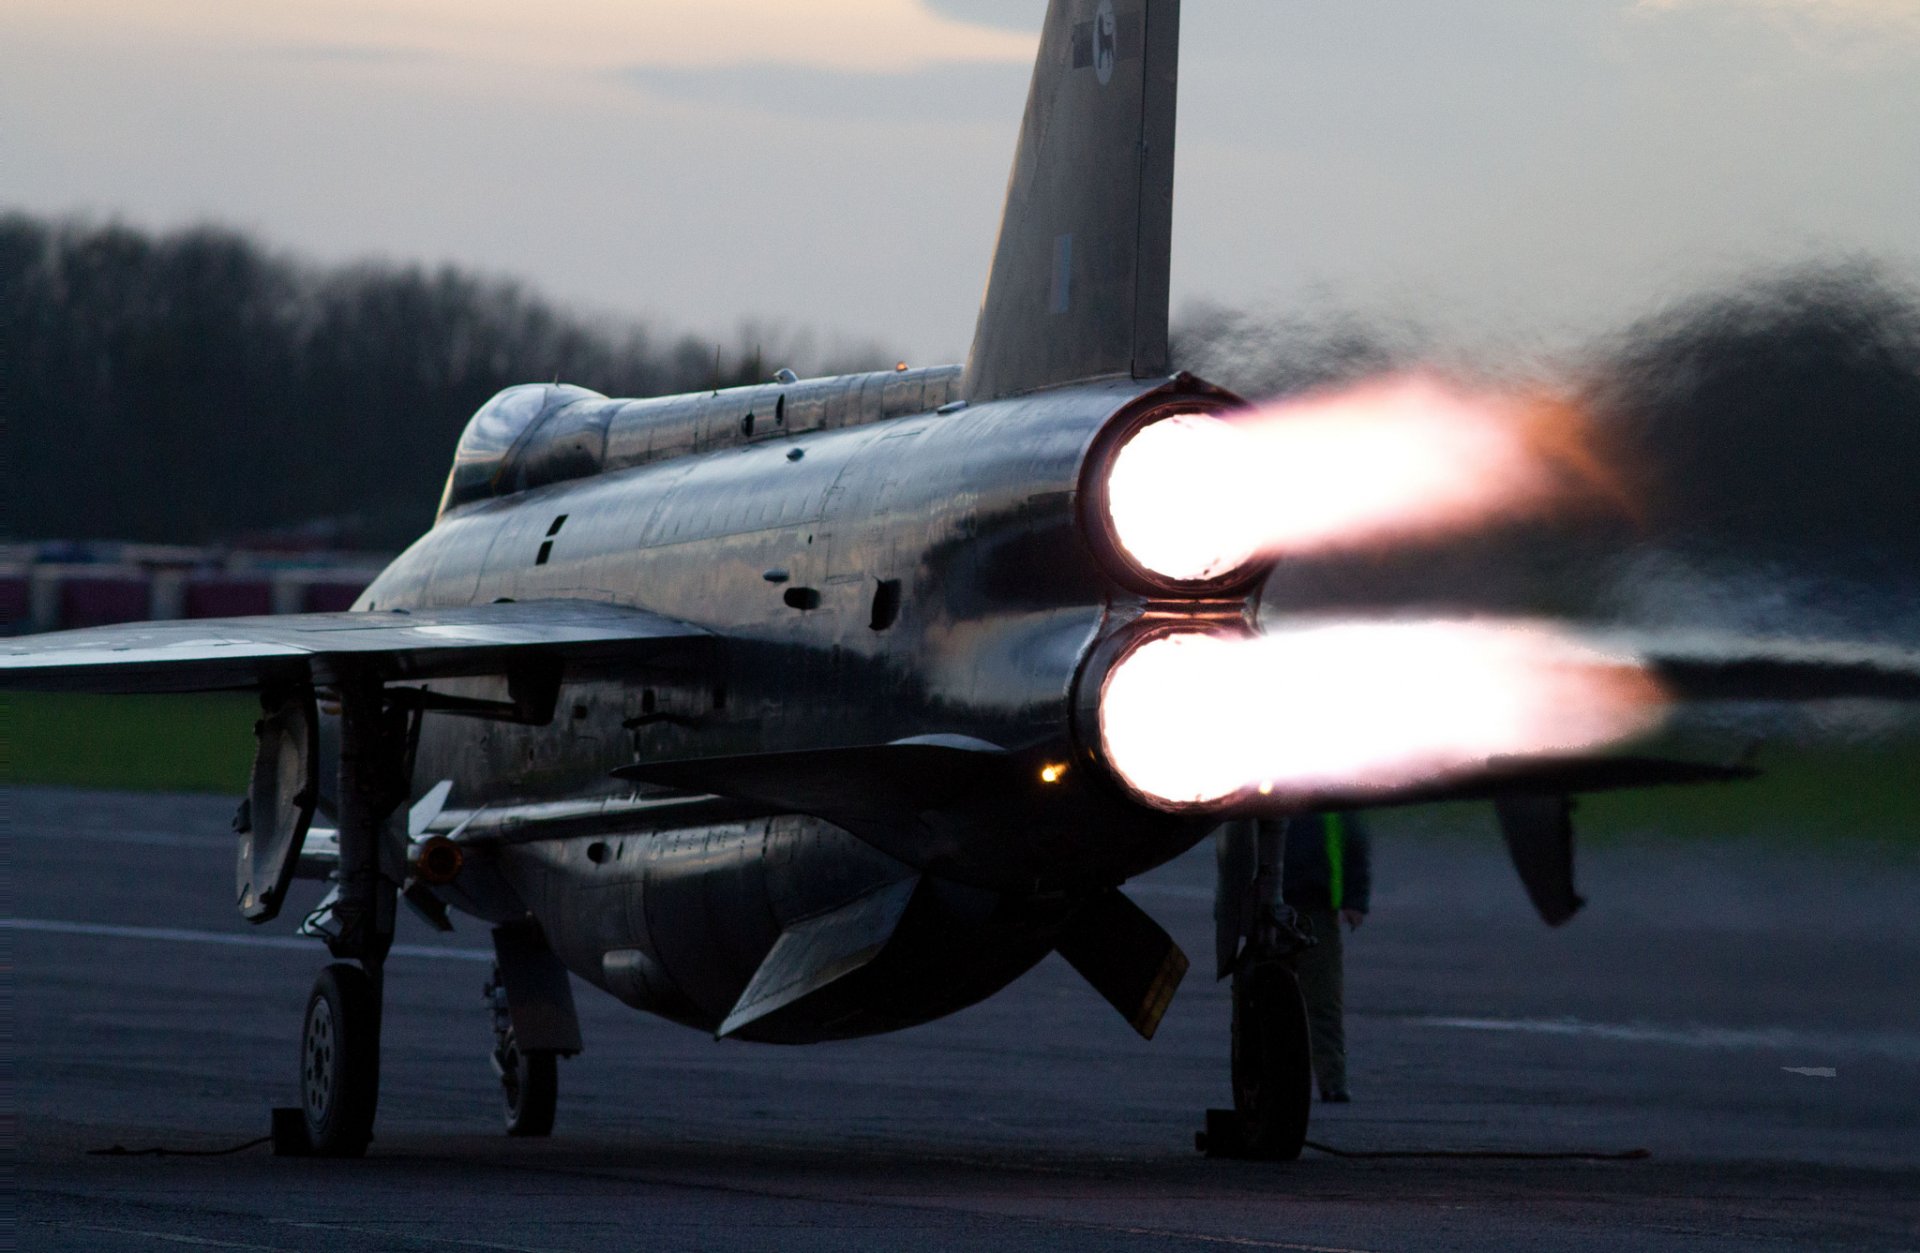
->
<box><xmin>8</xmin><ymin>785</ymin><xmax>1919</xmax><ymax>1251</ymax></box>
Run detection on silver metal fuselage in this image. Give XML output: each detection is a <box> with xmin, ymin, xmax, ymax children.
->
<box><xmin>346</xmin><ymin>368</ymin><xmax>1237</xmax><ymax>1040</ymax></box>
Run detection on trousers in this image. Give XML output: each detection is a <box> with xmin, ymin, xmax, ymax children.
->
<box><xmin>1293</xmin><ymin>907</ymin><xmax>1346</xmax><ymax>1094</ymax></box>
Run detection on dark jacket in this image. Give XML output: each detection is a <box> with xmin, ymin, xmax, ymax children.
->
<box><xmin>1279</xmin><ymin>812</ymin><xmax>1372</xmax><ymax>914</ymax></box>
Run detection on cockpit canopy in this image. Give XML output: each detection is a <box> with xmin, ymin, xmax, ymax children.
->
<box><xmin>437</xmin><ymin>383</ymin><xmax>611</xmax><ymax>519</ymax></box>
<box><xmin>434</xmin><ymin>365</ymin><xmax>968</xmax><ymax>524</ymax></box>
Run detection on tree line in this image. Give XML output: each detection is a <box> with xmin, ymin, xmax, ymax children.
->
<box><xmin>1</xmin><ymin>214</ymin><xmax>884</xmax><ymax>548</ymax></box>
<box><xmin>7</xmin><ymin>212</ymin><xmax>1916</xmax><ymax>613</ymax></box>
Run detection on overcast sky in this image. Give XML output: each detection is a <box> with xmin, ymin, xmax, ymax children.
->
<box><xmin>5</xmin><ymin>0</ymin><xmax>1918</xmax><ymax>365</ymax></box>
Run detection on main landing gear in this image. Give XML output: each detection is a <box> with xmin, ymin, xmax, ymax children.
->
<box><xmin>485</xmin><ymin>921</ymin><xmax>583</xmax><ymax>1138</ymax></box>
<box><xmin>488</xmin><ymin>971</ymin><xmax>558</xmax><ymax>1136</ymax></box>
<box><xmin>1199</xmin><ymin>819</ymin><xmax>1315</xmax><ymax>1161</ymax></box>
<box><xmin>265</xmin><ymin>672</ymin><xmax>584</xmax><ymax>1156</ymax></box>
<box><xmin>299</xmin><ymin>963</ymin><xmax>381</xmax><ymax>1156</ymax></box>
<box><xmin>275</xmin><ymin>672</ymin><xmax>411</xmax><ymax>1158</ymax></box>
<box><xmin>1213</xmin><ymin>949</ymin><xmax>1313</xmax><ymax>1159</ymax></box>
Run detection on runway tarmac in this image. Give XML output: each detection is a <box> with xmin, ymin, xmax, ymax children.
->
<box><xmin>9</xmin><ymin>785</ymin><xmax>1919</xmax><ymax>1251</ymax></box>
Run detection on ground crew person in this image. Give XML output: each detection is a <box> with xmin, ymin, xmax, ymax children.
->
<box><xmin>1282</xmin><ymin>811</ymin><xmax>1371</xmax><ymax>1102</ymax></box>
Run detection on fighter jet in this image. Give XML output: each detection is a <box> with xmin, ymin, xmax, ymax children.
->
<box><xmin>7</xmin><ymin>0</ymin><xmax>1919</xmax><ymax>1161</ymax></box>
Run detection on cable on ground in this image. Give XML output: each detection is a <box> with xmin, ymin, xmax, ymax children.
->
<box><xmin>88</xmin><ymin>1136</ymin><xmax>272</xmax><ymax>1158</ymax></box>
<box><xmin>1304</xmin><ymin>1140</ymin><xmax>1650</xmax><ymax>1161</ymax></box>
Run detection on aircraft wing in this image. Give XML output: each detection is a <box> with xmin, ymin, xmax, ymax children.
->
<box><xmin>1288</xmin><ymin>630</ymin><xmax>1920</xmax><ymax>934</ymax></box>
<box><xmin>1629</xmin><ymin>631</ymin><xmax>1920</xmax><ymax>704</ymax></box>
<box><xmin>0</xmin><ymin>599</ymin><xmax>708</xmax><ymax>694</ymax></box>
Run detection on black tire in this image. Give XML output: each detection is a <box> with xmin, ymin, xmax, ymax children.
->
<box><xmin>1230</xmin><ymin>959</ymin><xmax>1312</xmax><ymax>1160</ymax></box>
<box><xmin>301</xmin><ymin>963</ymin><xmax>379</xmax><ymax>1157</ymax></box>
<box><xmin>499</xmin><ymin>1026</ymin><xmax>557</xmax><ymax>1138</ymax></box>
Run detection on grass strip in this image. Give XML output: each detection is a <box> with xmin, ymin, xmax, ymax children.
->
<box><xmin>3</xmin><ymin>691</ymin><xmax>257</xmax><ymax>794</ymax></box>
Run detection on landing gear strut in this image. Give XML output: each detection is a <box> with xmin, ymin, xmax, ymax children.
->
<box><xmin>1200</xmin><ymin>819</ymin><xmax>1315</xmax><ymax>1161</ymax></box>
<box><xmin>284</xmin><ymin>670</ymin><xmax>414</xmax><ymax>1158</ymax></box>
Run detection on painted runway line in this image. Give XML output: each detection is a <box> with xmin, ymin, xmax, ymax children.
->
<box><xmin>1408</xmin><ymin>1014</ymin><xmax>1919</xmax><ymax>1062</ymax></box>
<box><xmin>7</xmin><ymin>826</ymin><xmax>232</xmax><ymax>849</ymax></box>
<box><xmin>2</xmin><ymin>916</ymin><xmax>493</xmax><ymax>962</ymax></box>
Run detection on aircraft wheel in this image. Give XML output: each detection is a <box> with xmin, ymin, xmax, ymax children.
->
<box><xmin>301</xmin><ymin>963</ymin><xmax>379</xmax><ymax>1157</ymax></box>
<box><xmin>498</xmin><ymin>1025</ymin><xmax>557</xmax><ymax>1138</ymax></box>
<box><xmin>1230</xmin><ymin>958</ymin><xmax>1312</xmax><ymax>1160</ymax></box>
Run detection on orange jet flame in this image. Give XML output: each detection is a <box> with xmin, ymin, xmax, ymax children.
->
<box><xmin>1104</xmin><ymin>374</ymin><xmax>1623</xmax><ymax>583</ymax></box>
<box><xmin>1098</xmin><ymin>620</ymin><xmax>1668</xmax><ymax>809</ymax></box>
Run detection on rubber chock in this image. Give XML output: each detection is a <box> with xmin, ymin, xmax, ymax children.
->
<box><xmin>1196</xmin><ymin>1108</ymin><xmax>1246</xmax><ymax>1158</ymax></box>
<box><xmin>270</xmin><ymin>1107</ymin><xmax>312</xmax><ymax>1157</ymax></box>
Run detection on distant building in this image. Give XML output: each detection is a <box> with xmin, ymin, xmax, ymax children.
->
<box><xmin>2</xmin><ymin>541</ymin><xmax>390</xmax><ymax>634</ymax></box>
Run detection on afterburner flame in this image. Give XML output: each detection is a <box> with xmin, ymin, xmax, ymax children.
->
<box><xmin>1098</xmin><ymin>620</ymin><xmax>1666</xmax><ymax>808</ymax></box>
<box><xmin>1105</xmin><ymin>413</ymin><xmax>1263</xmax><ymax>582</ymax></box>
<box><xmin>1103</xmin><ymin>375</ymin><xmax>1619</xmax><ymax>583</ymax></box>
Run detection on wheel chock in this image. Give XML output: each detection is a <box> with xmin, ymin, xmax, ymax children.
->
<box><xmin>1196</xmin><ymin>1107</ymin><xmax>1246</xmax><ymax>1158</ymax></box>
<box><xmin>269</xmin><ymin>1107</ymin><xmax>312</xmax><ymax>1157</ymax></box>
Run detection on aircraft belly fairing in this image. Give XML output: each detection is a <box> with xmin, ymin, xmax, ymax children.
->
<box><xmin>498</xmin><ymin>815</ymin><xmax>1082</xmax><ymax>1044</ymax></box>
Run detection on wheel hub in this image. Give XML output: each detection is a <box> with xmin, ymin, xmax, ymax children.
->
<box><xmin>499</xmin><ymin>1035</ymin><xmax>523</xmax><ymax>1111</ymax></box>
<box><xmin>304</xmin><ymin>998</ymin><xmax>336</xmax><ymax>1121</ymax></box>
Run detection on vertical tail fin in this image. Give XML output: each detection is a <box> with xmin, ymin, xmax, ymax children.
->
<box><xmin>963</xmin><ymin>0</ymin><xmax>1181</xmax><ymax>402</ymax></box>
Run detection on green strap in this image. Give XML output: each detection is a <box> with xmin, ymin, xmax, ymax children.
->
<box><xmin>1325</xmin><ymin>813</ymin><xmax>1346</xmax><ymax>911</ymax></box>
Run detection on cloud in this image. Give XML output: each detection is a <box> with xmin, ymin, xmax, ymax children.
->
<box><xmin>6</xmin><ymin>0</ymin><xmax>1039</xmax><ymax>75</ymax></box>
<box><xmin>1635</xmin><ymin>0</ymin><xmax>1920</xmax><ymax>42</ymax></box>
<box><xmin>264</xmin><ymin>43</ymin><xmax>439</xmax><ymax>65</ymax></box>
<box><xmin>922</xmin><ymin>0</ymin><xmax>1046</xmax><ymax>33</ymax></box>
<box><xmin>618</xmin><ymin>59</ymin><xmax>1030</xmax><ymax>124</ymax></box>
